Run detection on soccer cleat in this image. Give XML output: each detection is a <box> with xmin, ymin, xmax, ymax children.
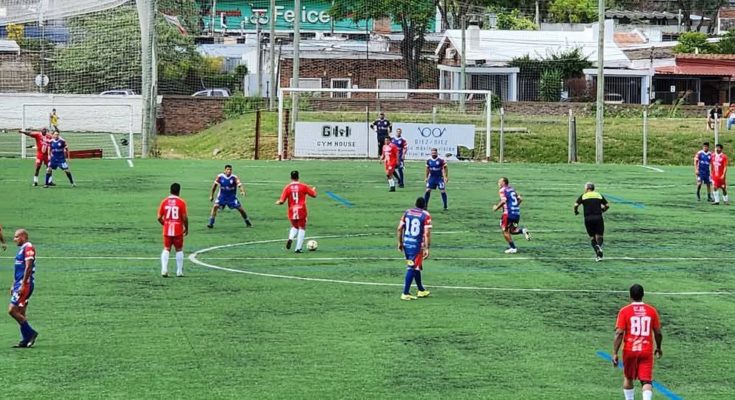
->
<box><xmin>245</xmin><ymin>219</ymin><xmax>253</xmax><ymax>227</ymax></box>
<box><xmin>399</xmin><ymin>184</ymin><xmax>405</xmax><ymax>188</ymax></box>
<box><xmin>206</xmin><ymin>224</ymin><xmax>213</xmax><ymax>229</ymax></box>
<box><xmin>712</xmin><ymin>202</ymin><xmax>720</xmax><ymax>206</ymax></box>
<box><xmin>176</xmin><ymin>273</ymin><xmax>184</xmax><ymax>277</ymax></box>
<box><xmin>294</xmin><ymin>249</ymin><xmax>303</xmax><ymax>253</ymax></box>
<box><xmin>417</xmin><ymin>290</ymin><xmax>431</xmax><ymax>298</ymax></box>
<box><xmin>389</xmin><ymin>187</ymin><xmax>396</xmax><ymax>192</ymax></box>
<box><xmin>33</xmin><ymin>182</ymin><xmax>38</xmax><ymax>187</ymax></box>
<box><xmin>443</xmin><ymin>208</ymin><xmax>448</xmax><ymax>211</ymax></box>
<box><xmin>43</xmin><ymin>185</ymin><xmax>49</xmax><ymax>188</ymax></box>
<box><xmin>286</xmin><ymin>239</ymin><xmax>293</xmax><ymax>250</ymax></box>
<box><xmin>25</xmin><ymin>332</ymin><xmax>38</xmax><ymax>348</ymax></box>
<box><xmin>161</xmin><ymin>273</ymin><xmax>169</xmax><ymax>278</ymax></box>
<box><xmin>595</xmin><ymin>256</ymin><xmax>603</xmax><ymax>262</ymax></box>
<box><xmin>523</xmin><ymin>229</ymin><xmax>532</xmax><ymax>241</ymax></box>
<box><xmin>504</xmin><ymin>247</ymin><xmax>518</xmax><ymax>254</ymax></box>
<box><xmin>71</xmin><ymin>183</ymin><xmax>76</xmax><ymax>188</ymax></box>
<box><xmin>12</xmin><ymin>341</ymin><xmax>28</xmax><ymax>348</ymax></box>
<box><xmin>48</xmin><ymin>182</ymin><xmax>56</xmax><ymax>186</ymax></box>
<box><xmin>400</xmin><ymin>294</ymin><xmax>417</xmax><ymax>301</ymax></box>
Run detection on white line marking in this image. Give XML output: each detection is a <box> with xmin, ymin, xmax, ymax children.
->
<box><xmin>187</xmin><ymin>238</ymin><xmax>733</xmax><ymax>296</ymax></box>
<box><xmin>639</xmin><ymin>165</ymin><xmax>665</xmax><ymax>172</ymax></box>
<box><xmin>110</xmin><ymin>134</ymin><xmax>122</xmax><ymax>158</ymax></box>
<box><xmin>127</xmin><ymin>159</ymin><xmax>134</xmax><ymax>168</ymax></box>
<box><xmin>190</xmin><ymin>256</ymin><xmax>735</xmax><ymax>262</ymax></box>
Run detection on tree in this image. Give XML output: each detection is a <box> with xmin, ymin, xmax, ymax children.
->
<box><xmin>539</xmin><ymin>69</ymin><xmax>563</xmax><ymax>101</ymax></box>
<box><xmin>676</xmin><ymin>1</ymin><xmax>726</xmax><ymax>33</ymax></box>
<box><xmin>158</xmin><ymin>0</ymin><xmax>202</xmax><ymax>35</ymax></box>
<box><xmin>330</xmin><ymin>0</ymin><xmax>437</xmax><ymax>88</ymax></box>
<box><xmin>548</xmin><ymin>0</ymin><xmax>596</xmax><ymax>23</ymax></box>
<box><xmin>496</xmin><ymin>9</ymin><xmax>538</xmax><ymax>30</ymax></box>
<box><xmin>672</xmin><ymin>31</ymin><xmax>714</xmax><ymax>54</ymax></box>
<box><xmin>717</xmin><ymin>28</ymin><xmax>735</xmax><ymax>54</ymax></box>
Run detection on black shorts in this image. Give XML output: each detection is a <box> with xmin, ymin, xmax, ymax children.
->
<box><xmin>584</xmin><ymin>218</ymin><xmax>604</xmax><ymax>236</ymax></box>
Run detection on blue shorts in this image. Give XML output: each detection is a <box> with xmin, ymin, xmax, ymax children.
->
<box><xmin>216</xmin><ymin>197</ymin><xmax>241</xmax><ymax>210</ymax></box>
<box><xmin>426</xmin><ymin>176</ymin><xmax>445</xmax><ymax>190</ymax></box>
<box><xmin>49</xmin><ymin>160</ymin><xmax>69</xmax><ymax>170</ymax></box>
<box><xmin>404</xmin><ymin>250</ymin><xmax>424</xmax><ymax>271</ymax></box>
<box><xmin>697</xmin><ymin>172</ymin><xmax>711</xmax><ymax>184</ymax></box>
<box><xmin>10</xmin><ymin>283</ymin><xmax>33</xmax><ymax>307</ymax></box>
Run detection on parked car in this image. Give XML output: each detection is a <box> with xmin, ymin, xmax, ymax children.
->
<box><xmin>604</xmin><ymin>93</ymin><xmax>624</xmax><ymax>104</ymax></box>
<box><xmin>192</xmin><ymin>88</ymin><xmax>231</xmax><ymax>97</ymax></box>
<box><xmin>100</xmin><ymin>89</ymin><xmax>136</xmax><ymax>96</ymax></box>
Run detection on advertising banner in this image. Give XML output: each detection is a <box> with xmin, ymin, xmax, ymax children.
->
<box><xmin>295</xmin><ymin>122</ymin><xmax>378</xmax><ymax>158</ymax></box>
<box><xmin>394</xmin><ymin>123</ymin><xmax>476</xmax><ymax>161</ymax></box>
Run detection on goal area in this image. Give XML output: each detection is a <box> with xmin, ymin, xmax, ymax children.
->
<box><xmin>19</xmin><ymin>103</ymin><xmax>138</xmax><ymax>162</ymax></box>
<box><xmin>277</xmin><ymin>88</ymin><xmax>494</xmax><ymax>161</ymax></box>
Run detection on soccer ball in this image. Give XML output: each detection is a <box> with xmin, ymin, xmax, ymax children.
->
<box><xmin>306</xmin><ymin>240</ymin><xmax>318</xmax><ymax>251</ymax></box>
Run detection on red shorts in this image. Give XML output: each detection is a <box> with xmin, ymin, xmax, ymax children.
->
<box><xmin>623</xmin><ymin>351</ymin><xmax>654</xmax><ymax>382</ymax></box>
<box><xmin>289</xmin><ymin>219</ymin><xmax>307</xmax><ymax>230</ymax></box>
<box><xmin>500</xmin><ymin>214</ymin><xmax>520</xmax><ymax>231</ymax></box>
<box><xmin>385</xmin><ymin>164</ymin><xmax>396</xmax><ymax>176</ymax></box>
<box><xmin>163</xmin><ymin>235</ymin><xmax>184</xmax><ymax>251</ymax></box>
<box><xmin>35</xmin><ymin>153</ymin><xmax>48</xmax><ymax>167</ymax></box>
<box><xmin>713</xmin><ymin>177</ymin><xmax>726</xmax><ymax>189</ymax></box>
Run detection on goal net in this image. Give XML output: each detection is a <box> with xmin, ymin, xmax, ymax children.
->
<box><xmin>277</xmin><ymin>88</ymin><xmax>494</xmax><ymax>161</ymax></box>
<box><xmin>18</xmin><ymin>103</ymin><xmax>138</xmax><ymax>160</ymax></box>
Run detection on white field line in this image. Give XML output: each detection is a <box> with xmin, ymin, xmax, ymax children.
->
<box><xmin>110</xmin><ymin>134</ymin><xmax>122</xmax><ymax>158</ymax></box>
<box><xmin>639</xmin><ymin>165</ymin><xmax>665</xmax><ymax>172</ymax></box>
<box><xmin>187</xmin><ymin>238</ymin><xmax>733</xmax><ymax>296</ymax></box>
<box><xmin>127</xmin><ymin>159</ymin><xmax>134</xmax><ymax>168</ymax></box>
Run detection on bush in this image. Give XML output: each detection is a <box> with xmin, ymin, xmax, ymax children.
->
<box><xmin>539</xmin><ymin>69</ymin><xmax>563</xmax><ymax>102</ymax></box>
<box><xmin>223</xmin><ymin>92</ymin><xmax>264</xmax><ymax>118</ymax></box>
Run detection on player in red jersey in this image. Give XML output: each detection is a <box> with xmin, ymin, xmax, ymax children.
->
<box><xmin>276</xmin><ymin>170</ymin><xmax>317</xmax><ymax>253</ymax></box>
<box><xmin>18</xmin><ymin>128</ymin><xmax>54</xmax><ymax>186</ymax></box>
<box><xmin>380</xmin><ymin>137</ymin><xmax>400</xmax><ymax>192</ymax></box>
<box><xmin>613</xmin><ymin>284</ymin><xmax>663</xmax><ymax>400</ymax></box>
<box><xmin>711</xmin><ymin>143</ymin><xmax>728</xmax><ymax>205</ymax></box>
<box><xmin>157</xmin><ymin>183</ymin><xmax>189</xmax><ymax>277</ymax></box>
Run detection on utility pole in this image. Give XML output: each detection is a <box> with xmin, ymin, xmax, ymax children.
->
<box><xmin>459</xmin><ymin>14</ymin><xmax>466</xmax><ymax>111</ymax></box>
<box><xmin>269</xmin><ymin>0</ymin><xmax>276</xmax><ymax>110</ymax></box>
<box><xmin>256</xmin><ymin>12</ymin><xmax>263</xmax><ymax>97</ymax></box>
<box><xmin>210</xmin><ymin>0</ymin><xmax>217</xmax><ymax>36</ymax></box>
<box><xmin>595</xmin><ymin>0</ymin><xmax>605</xmax><ymax>164</ymax></box>
<box><xmin>291</xmin><ymin>0</ymin><xmax>301</xmax><ymax>133</ymax></box>
<box><xmin>535</xmin><ymin>1</ymin><xmax>540</xmax><ymax>26</ymax></box>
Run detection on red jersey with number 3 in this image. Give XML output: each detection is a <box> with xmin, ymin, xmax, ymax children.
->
<box><xmin>616</xmin><ymin>302</ymin><xmax>661</xmax><ymax>353</ymax></box>
<box><xmin>712</xmin><ymin>152</ymin><xmax>728</xmax><ymax>179</ymax></box>
<box><xmin>279</xmin><ymin>182</ymin><xmax>316</xmax><ymax>220</ymax></box>
<box><xmin>158</xmin><ymin>195</ymin><xmax>188</xmax><ymax>236</ymax></box>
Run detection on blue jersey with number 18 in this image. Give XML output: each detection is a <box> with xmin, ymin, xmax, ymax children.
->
<box><xmin>399</xmin><ymin>208</ymin><xmax>432</xmax><ymax>255</ymax></box>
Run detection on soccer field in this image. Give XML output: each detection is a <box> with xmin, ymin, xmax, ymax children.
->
<box><xmin>0</xmin><ymin>159</ymin><xmax>732</xmax><ymax>399</ymax></box>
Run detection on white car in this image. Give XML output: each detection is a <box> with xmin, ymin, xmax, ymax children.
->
<box><xmin>192</xmin><ymin>88</ymin><xmax>231</xmax><ymax>97</ymax></box>
<box><xmin>604</xmin><ymin>93</ymin><xmax>624</xmax><ymax>104</ymax></box>
<box><xmin>100</xmin><ymin>89</ymin><xmax>136</xmax><ymax>96</ymax></box>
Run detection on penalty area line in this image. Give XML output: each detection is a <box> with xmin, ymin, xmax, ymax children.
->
<box><xmin>596</xmin><ymin>351</ymin><xmax>682</xmax><ymax>400</ymax></box>
<box><xmin>638</xmin><ymin>165</ymin><xmax>665</xmax><ymax>172</ymax></box>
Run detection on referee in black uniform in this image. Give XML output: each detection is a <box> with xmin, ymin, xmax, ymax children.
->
<box><xmin>574</xmin><ymin>182</ymin><xmax>609</xmax><ymax>261</ymax></box>
<box><xmin>370</xmin><ymin>112</ymin><xmax>392</xmax><ymax>156</ymax></box>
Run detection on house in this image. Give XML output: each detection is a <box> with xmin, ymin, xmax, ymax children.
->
<box><xmin>717</xmin><ymin>7</ymin><xmax>735</xmax><ymax>34</ymax></box>
<box><xmin>654</xmin><ymin>54</ymin><xmax>735</xmax><ymax>105</ymax></box>
<box><xmin>435</xmin><ymin>21</ymin><xmax>632</xmax><ymax>102</ymax></box>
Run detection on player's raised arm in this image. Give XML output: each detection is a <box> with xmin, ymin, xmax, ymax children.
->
<box><xmin>18</xmin><ymin>129</ymin><xmax>32</xmax><ymax>136</ymax></box>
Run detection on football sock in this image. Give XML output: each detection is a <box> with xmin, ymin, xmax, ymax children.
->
<box><xmin>389</xmin><ymin>178</ymin><xmax>395</xmax><ymax>188</ymax></box>
<box><xmin>424</xmin><ymin>191</ymin><xmax>431</xmax><ymax>207</ymax></box>
<box><xmin>161</xmin><ymin>250</ymin><xmax>170</xmax><ymax>275</ymax></box>
<box><xmin>241</xmin><ymin>212</ymin><xmax>251</xmax><ymax>225</ymax></box>
<box><xmin>66</xmin><ymin>172</ymin><xmax>74</xmax><ymax>184</ymax></box>
<box><xmin>403</xmin><ymin>269</ymin><xmax>415</xmax><ymax>295</ymax></box>
<box><xmin>296</xmin><ymin>229</ymin><xmax>306</xmax><ymax>250</ymax></box>
<box><xmin>642</xmin><ymin>389</ymin><xmax>653</xmax><ymax>400</ymax></box>
<box><xmin>508</xmin><ymin>241</ymin><xmax>516</xmax><ymax>249</ymax></box>
<box><xmin>623</xmin><ymin>388</ymin><xmax>635</xmax><ymax>400</ymax></box>
<box><xmin>288</xmin><ymin>227</ymin><xmax>298</xmax><ymax>240</ymax></box>
<box><xmin>392</xmin><ymin>171</ymin><xmax>400</xmax><ymax>181</ymax></box>
<box><xmin>19</xmin><ymin>321</ymin><xmax>34</xmax><ymax>341</ymax></box>
<box><xmin>724</xmin><ymin>195</ymin><xmax>729</xmax><ymax>202</ymax></box>
<box><xmin>441</xmin><ymin>192</ymin><xmax>448</xmax><ymax>209</ymax></box>
<box><xmin>208</xmin><ymin>217</ymin><xmax>215</xmax><ymax>227</ymax></box>
<box><xmin>44</xmin><ymin>172</ymin><xmax>51</xmax><ymax>185</ymax></box>
<box><xmin>597</xmin><ymin>236</ymin><xmax>604</xmax><ymax>247</ymax></box>
<box><xmin>33</xmin><ymin>176</ymin><xmax>38</xmax><ymax>184</ymax></box>
<box><xmin>398</xmin><ymin>168</ymin><xmax>404</xmax><ymax>185</ymax></box>
<box><xmin>696</xmin><ymin>186</ymin><xmax>701</xmax><ymax>199</ymax></box>
<box><xmin>591</xmin><ymin>239</ymin><xmax>598</xmax><ymax>251</ymax></box>
<box><xmin>175</xmin><ymin>251</ymin><xmax>184</xmax><ymax>275</ymax></box>
<box><xmin>714</xmin><ymin>191</ymin><xmax>721</xmax><ymax>203</ymax></box>
<box><xmin>414</xmin><ymin>270</ymin><xmax>425</xmax><ymax>291</ymax></box>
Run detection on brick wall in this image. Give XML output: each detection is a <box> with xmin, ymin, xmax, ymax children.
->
<box><xmin>160</xmin><ymin>96</ymin><xmax>226</xmax><ymax>135</ymax></box>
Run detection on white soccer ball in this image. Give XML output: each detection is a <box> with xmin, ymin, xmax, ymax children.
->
<box><xmin>306</xmin><ymin>240</ymin><xmax>318</xmax><ymax>251</ymax></box>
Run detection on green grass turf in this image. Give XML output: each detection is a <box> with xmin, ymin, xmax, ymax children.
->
<box><xmin>0</xmin><ymin>159</ymin><xmax>732</xmax><ymax>399</ymax></box>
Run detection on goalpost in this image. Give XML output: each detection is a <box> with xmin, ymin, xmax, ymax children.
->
<box><xmin>21</xmin><ymin>104</ymin><xmax>136</xmax><ymax>164</ymax></box>
<box><xmin>277</xmin><ymin>87</ymin><xmax>494</xmax><ymax>161</ymax></box>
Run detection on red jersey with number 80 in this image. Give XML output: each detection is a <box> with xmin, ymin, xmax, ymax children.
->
<box><xmin>158</xmin><ymin>195</ymin><xmax>188</xmax><ymax>236</ymax></box>
<box><xmin>615</xmin><ymin>302</ymin><xmax>661</xmax><ymax>353</ymax></box>
<box><xmin>279</xmin><ymin>182</ymin><xmax>316</xmax><ymax>220</ymax></box>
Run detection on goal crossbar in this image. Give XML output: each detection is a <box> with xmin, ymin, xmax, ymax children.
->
<box><xmin>21</xmin><ymin>103</ymin><xmax>135</xmax><ymax>160</ymax></box>
<box><xmin>277</xmin><ymin>87</ymin><xmax>494</xmax><ymax>160</ymax></box>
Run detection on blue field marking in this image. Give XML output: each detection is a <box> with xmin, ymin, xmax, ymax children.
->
<box><xmin>604</xmin><ymin>194</ymin><xmax>646</xmax><ymax>209</ymax></box>
<box><xmin>596</xmin><ymin>351</ymin><xmax>683</xmax><ymax>400</ymax></box>
<box><xmin>325</xmin><ymin>191</ymin><xmax>354</xmax><ymax>208</ymax></box>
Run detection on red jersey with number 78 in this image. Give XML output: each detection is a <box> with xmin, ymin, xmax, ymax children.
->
<box><xmin>279</xmin><ymin>182</ymin><xmax>316</xmax><ymax>220</ymax></box>
<box><xmin>158</xmin><ymin>195</ymin><xmax>188</xmax><ymax>236</ymax></box>
<box><xmin>615</xmin><ymin>302</ymin><xmax>661</xmax><ymax>353</ymax></box>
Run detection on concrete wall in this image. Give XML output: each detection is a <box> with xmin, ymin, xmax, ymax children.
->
<box><xmin>0</xmin><ymin>93</ymin><xmax>144</xmax><ymax>133</ymax></box>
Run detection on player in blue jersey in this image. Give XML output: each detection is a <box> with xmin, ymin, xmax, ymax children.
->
<box><xmin>391</xmin><ymin>128</ymin><xmax>408</xmax><ymax>187</ymax></box>
<box><xmin>8</xmin><ymin>229</ymin><xmax>39</xmax><ymax>348</ymax></box>
<box><xmin>44</xmin><ymin>131</ymin><xmax>75</xmax><ymax>188</ymax></box>
<box><xmin>397</xmin><ymin>197</ymin><xmax>433</xmax><ymax>300</ymax></box>
<box><xmin>694</xmin><ymin>142</ymin><xmax>713</xmax><ymax>201</ymax></box>
<box><xmin>208</xmin><ymin>164</ymin><xmax>252</xmax><ymax>228</ymax></box>
<box><xmin>492</xmin><ymin>177</ymin><xmax>531</xmax><ymax>254</ymax></box>
<box><xmin>424</xmin><ymin>148</ymin><xmax>448</xmax><ymax>210</ymax></box>
<box><xmin>370</xmin><ymin>112</ymin><xmax>392</xmax><ymax>156</ymax></box>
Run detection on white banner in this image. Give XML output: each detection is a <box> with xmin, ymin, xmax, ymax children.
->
<box><xmin>295</xmin><ymin>122</ymin><xmax>378</xmax><ymax>158</ymax></box>
<box><xmin>395</xmin><ymin>123</ymin><xmax>476</xmax><ymax>161</ymax></box>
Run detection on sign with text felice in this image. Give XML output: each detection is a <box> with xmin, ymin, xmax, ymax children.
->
<box><xmin>395</xmin><ymin>123</ymin><xmax>476</xmax><ymax>161</ymax></box>
<box><xmin>295</xmin><ymin>122</ymin><xmax>378</xmax><ymax>158</ymax></box>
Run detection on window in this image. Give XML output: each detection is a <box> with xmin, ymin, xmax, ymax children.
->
<box><xmin>288</xmin><ymin>78</ymin><xmax>323</xmax><ymax>97</ymax></box>
<box><xmin>330</xmin><ymin>78</ymin><xmax>351</xmax><ymax>98</ymax></box>
<box><xmin>377</xmin><ymin>79</ymin><xmax>408</xmax><ymax>99</ymax></box>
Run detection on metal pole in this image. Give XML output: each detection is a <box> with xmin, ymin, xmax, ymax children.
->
<box><xmin>255</xmin><ymin>109</ymin><xmax>261</xmax><ymax>160</ymax></box>
<box><xmin>256</xmin><ymin>15</ymin><xmax>262</xmax><ymax>97</ymax></box>
<box><xmin>211</xmin><ymin>0</ymin><xmax>216</xmax><ymax>35</ymax></box>
<box><xmin>568</xmin><ymin>108</ymin><xmax>573</xmax><ymax>163</ymax></box>
<box><xmin>459</xmin><ymin>15</ymin><xmax>466</xmax><ymax>111</ymax></box>
<box><xmin>290</xmin><ymin>0</ymin><xmax>300</xmax><ymax>133</ymax></box>
<box><xmin>714</xmin><ymin>113</ymin><xmax>720</xmax><ymax>145</ymax></box>
<box><xmin>485</xmin><ymin>92</ymin><xmax>492</xmax><ymax>160</ymax></box>
<box><xmin>277</xmin><ymin>88</ymin><xmax>284</xmax><ymax>159</ymax></box>
<box><xmin>269</xmin><ymin>0</ymin><xmax>276</xmax><ymax>110</ymax></box>
<box><xmin>499</xmin><ymin>107</ymin><xmax>505</xmax><ymax>163</ymax></box>
<box><xmin>595</xmin><ymin>0</ymin><xmax>605</xmax><ymax>164</ymax></box>
<box><xmin>432</xmin><ymin>105</ymin><xmax>437</xmax><ymax>124</ymax></box>
<box><xmin>643</xmin><ymin>110</ymin><xmax>648</xmax><ymax>166</ymax></box>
